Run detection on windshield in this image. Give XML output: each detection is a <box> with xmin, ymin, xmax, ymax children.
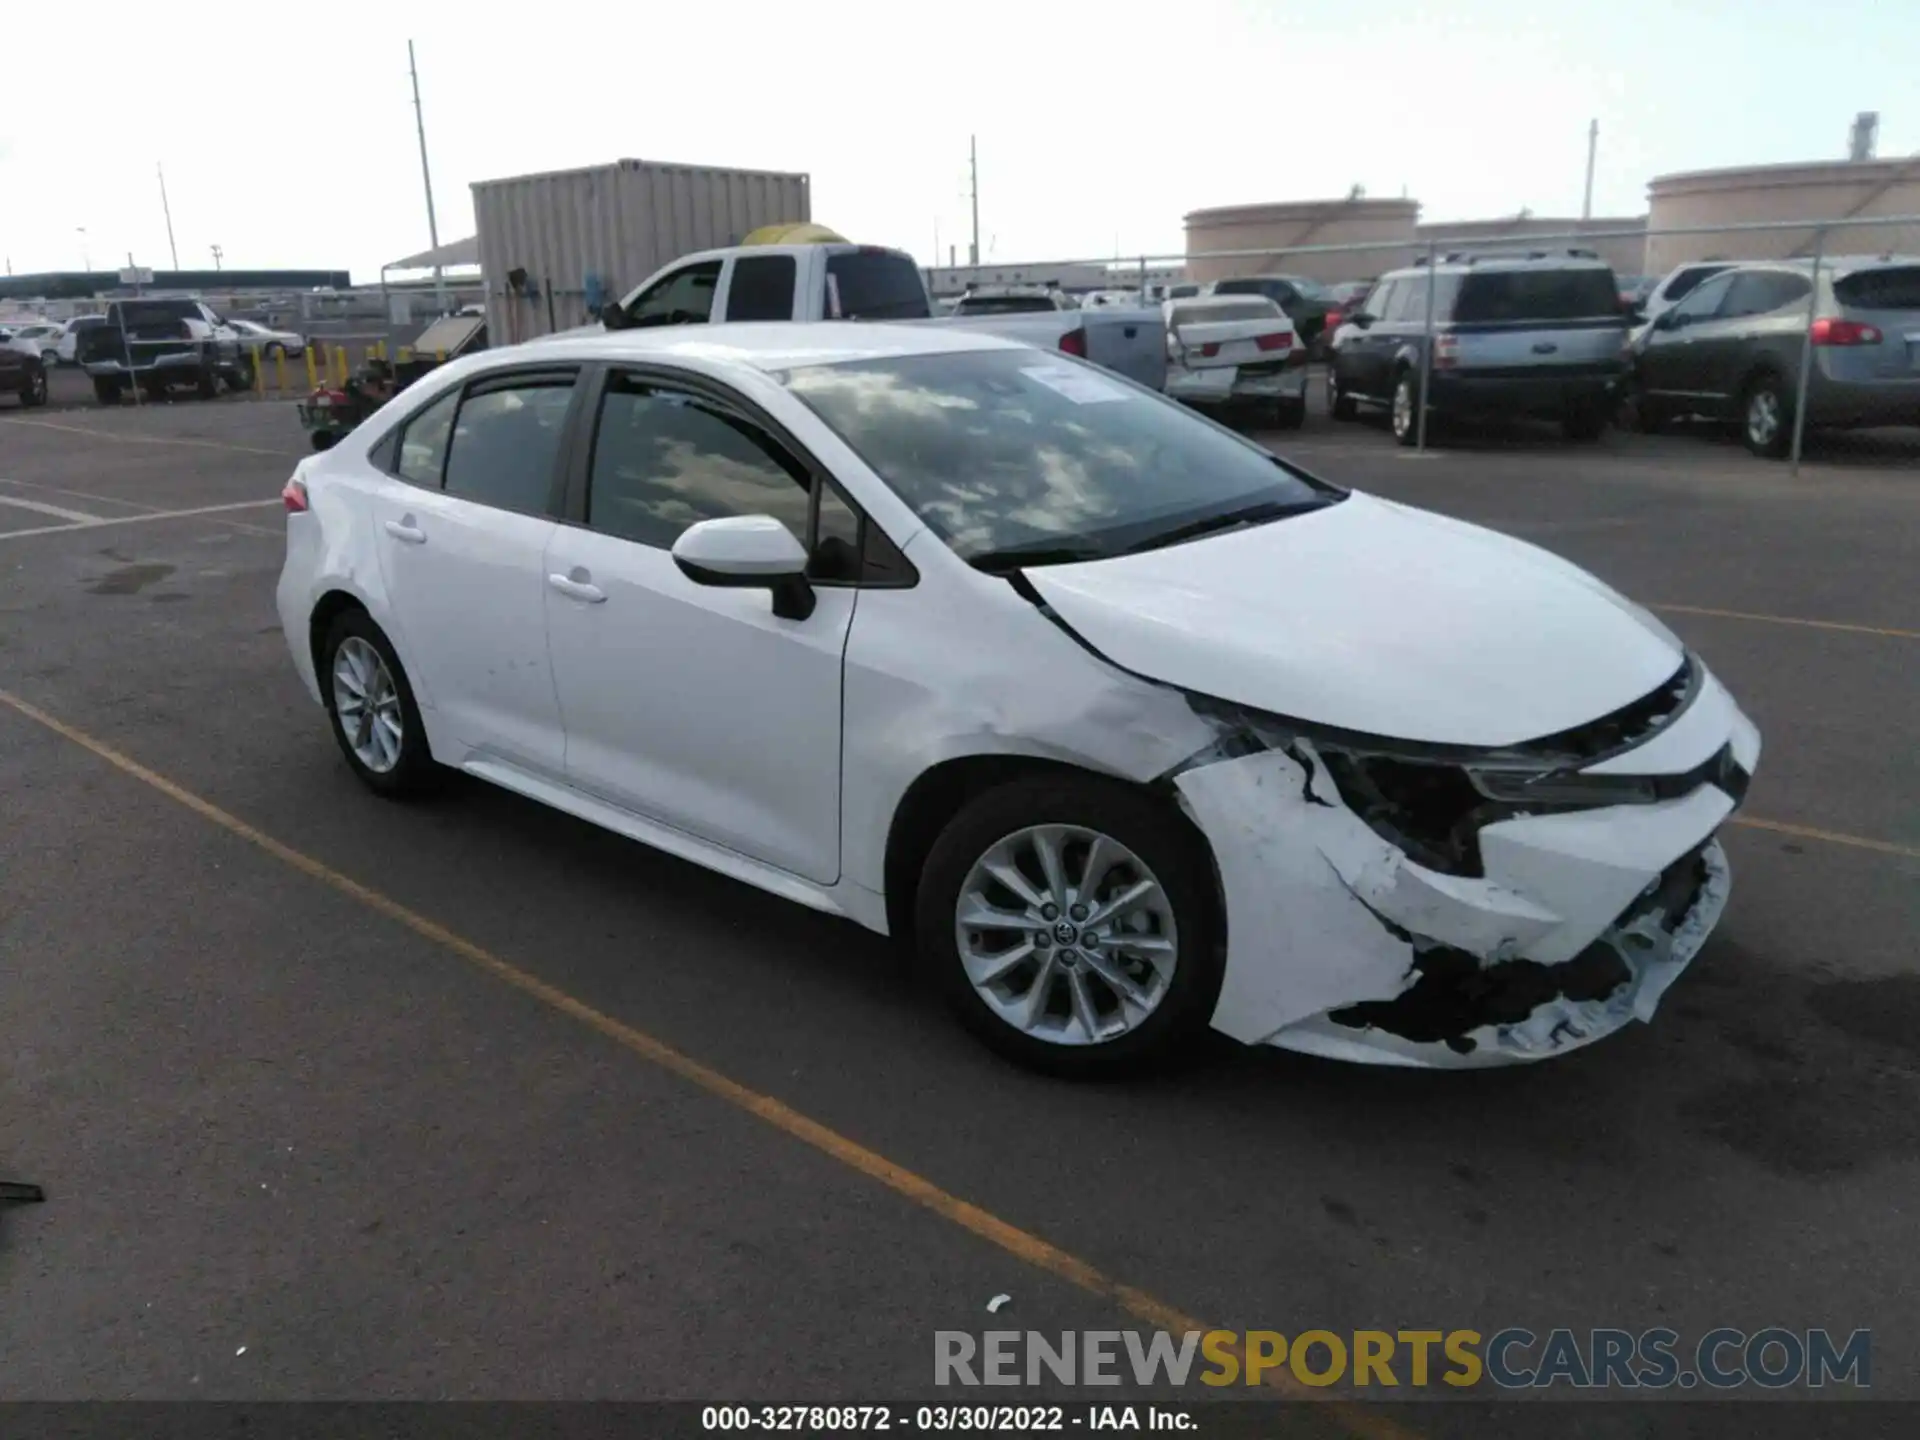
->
<box><xmin>783</xmin><ymin>349</ymin><xmax>1339</xmax><ymax>567</ymax></box>
<box><xmin>825</xmin><ymin>251</ymin><xmax>932</xmax><ymax>320</ymax></box>
<box><xmin>1171</xmin><ymin>301</ymin><xmax>1281</xmax><ymax>326</ymax></box>
<box><xmin>955</xmin><ymin>294</ymin><xmax>1057</xmax><ymax>315</ymax></box>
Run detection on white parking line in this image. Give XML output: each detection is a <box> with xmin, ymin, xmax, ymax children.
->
<box><xmin>0</xmin><ymin>476</ymin><xmax>163</xmax><ymax>514</ymax></box>
<box><xmin>0</xmin><ymin>499</ymin><xmax>283</xmax><ymax>543</ymax></box>
<box><xmin>0</xmin><ymin>494</ymin><xmax>102</xmax><ymax>524</ymax></box>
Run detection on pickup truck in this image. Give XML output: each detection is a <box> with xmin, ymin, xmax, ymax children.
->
<box><xmin>597</xmin><ymin>243</ymin><xmax>1169</xmax><ymax>392</ymax></box>
<box><xmin>77</xmin><ymin>297</ymin><xmax>256</xmax><ymax>404</ymax></box>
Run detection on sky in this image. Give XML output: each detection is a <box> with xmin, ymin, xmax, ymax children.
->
<box><xmin>2</xmin><ymin>0</ymin><xmax>1913</xmax><ymax>284</ymax></box>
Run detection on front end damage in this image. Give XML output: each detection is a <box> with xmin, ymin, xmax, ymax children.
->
<box><xmin>1168</xmin><ymin>658</ymin><xmax>1760</xmax><ymax>1067</ymax></box>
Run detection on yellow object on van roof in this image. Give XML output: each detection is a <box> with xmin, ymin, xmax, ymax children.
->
<box><xmin>740</xmin><ymin>222</ymin><xmax>847</xmax><ymax>246</ymax></box>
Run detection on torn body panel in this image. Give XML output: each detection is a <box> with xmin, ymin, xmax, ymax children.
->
<box><xmin>1173</xmin><ymin>732</ymin><xmax>1743</xmax><ymax>1068</ymax></box>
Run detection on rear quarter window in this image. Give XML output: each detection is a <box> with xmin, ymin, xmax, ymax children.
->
<box><xmin>1834</xmin><ymin>267</ymin><xmax>1920</xmax><ymax>311</ymax></box>
<box><xmin>1453</xmin><ymin>269</ymin><xmax>1621</xmax><ymax>323</ymax></box>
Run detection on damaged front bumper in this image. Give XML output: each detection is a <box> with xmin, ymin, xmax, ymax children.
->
<box><xmin>1171</xmin><ymin>665</ymin><xmax>1760</xmax><ymax>1068</ymax></box>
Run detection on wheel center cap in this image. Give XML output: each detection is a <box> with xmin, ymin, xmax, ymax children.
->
<box><xmin>1053</xmin><ymin>921</ymin><xmax>1078</xmax><ymax>945</ymax></box>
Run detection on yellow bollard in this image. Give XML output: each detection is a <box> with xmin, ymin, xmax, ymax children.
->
<box><xmin>277</xmin><ymin>349</ymin><xmax>288</xmax><ymax>395</ymax></box>
<box><xmin>435</xmin><ymin>349</ymin><xmax>446</xmax><ymax>364</ymax></box>
<box><xmin>304</xmin><ymin>347</ymin><xmax>318</xmax><ymax>389</ymax></box>
<box><xmin>338</xmin><ymin>346</ymin><xmax>350</xmax><ymax>386</ymax></box>
<box><xmin>252</xmin><ymin>346</ymin><xmax>265</xmax><ymax>399</ymax></box>
<box><xmin>398</xmin><ymin>345</ymin><xmax>414</xmax><ymax>364</ymax></box>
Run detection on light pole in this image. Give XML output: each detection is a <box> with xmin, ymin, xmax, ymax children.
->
<box><xmin>210</xmin><ymin>244</ymin><xmax>224</xmax><ymax>271</ymax></box>
<box><xmin>77</xmin><ymin>227</ymin><xmax>91</xmax><ymax>271</ymax></box>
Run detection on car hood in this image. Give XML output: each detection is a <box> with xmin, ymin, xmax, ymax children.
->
<box><xmin>1022</xmin><ymin>492</ymin><xmax>1684</xmax><ymax>747</ymax></box>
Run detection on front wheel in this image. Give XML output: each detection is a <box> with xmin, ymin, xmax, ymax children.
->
<box><xmin>21</xmin><ymin>367</ymin><xmax>48</xmax><ymax>408</ymax></box>
<box><xmin>1271</xmin><ymin>396</ymin><xmax>1306</xmax><ymax>430</ymax></box>
<box><xmin>1740</xmin><ymin>372</ymin><xmax>1793</xmax><ymax>458</ymax></box>
<box><xmin>320</xmin><ymin>609</ymin><xmax>437</xmax><ymax>797</ymax></box>
<box><xmin>92</xmin><ymin>376</ymin><xmax>123</xmax><ymax>405</ymax></box>
<box><xmin>915</xmin><ymin>777</ymin><xmax>1224</xmax><ymax>1079</ymax></box>
<box><xmin>1390</xmin><ymin>370</ymin><xmax>1422</xmax><ymax>446</ymax></box>
<box><xmin>1328</xmin><ymin>369</ymin><xmax>1358</xmax><ymax>421</ymax></box>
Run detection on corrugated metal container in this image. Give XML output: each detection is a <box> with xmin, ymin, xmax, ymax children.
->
<box><xmin>473</xmin><ymin>158</ymin><xmax>811</xmax><ymax>342</ymax></box>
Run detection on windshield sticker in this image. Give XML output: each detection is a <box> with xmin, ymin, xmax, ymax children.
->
<box><xmin>1021</xmin><ymin>366</ymin><xmax>1130</xmax><ymax>404</ymax></box>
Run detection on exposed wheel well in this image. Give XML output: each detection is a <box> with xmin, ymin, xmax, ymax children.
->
<box><xmin>308</xmin><ymin>590</ymin><xmax>367</xmax><ymax>680</ymax></box>
<box><xmin>881</xmin><ymin>753</ymin><xmax>1218</xmax><ymax>942</ymax></box>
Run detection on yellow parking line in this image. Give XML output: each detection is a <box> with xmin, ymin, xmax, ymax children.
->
<box><xmin>0</xmin><ymin>686</ymin><xmax>1411</xmax><ymax>1438</ymax></box>
<box><xmin>0</xmin><ymin>415</ymin><xmax>301</xmax><ymax>459</ymax></box>
<box><xmin>1730</xmin><ymin>815</ymin><xmax>1920</xmax><ymax>861</ymax></box>
<box><xmin>1650</xmin><ymin>603</ymin><xmax>1918</xmax><ymax>641</ymax></box>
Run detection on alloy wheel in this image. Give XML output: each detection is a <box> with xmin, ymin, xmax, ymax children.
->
<box><xmin>1392</xmin><ymin>377</ymin><xmax>1415</xmax><ymax>438</ymax></box>
<box><xmin>954</xmin><ymin>824</ymin><xmax>1179</xmax><ymax>1047</ymax></box>
<box><xmin>331</xmin><ymin>636</ymin><xmax>405</xmax><ymax>773</ymax></box>
<box><xmin>1746</xmin><ymin>389</ymin><xmax>1781</xmax><ymax>449</ymax></box>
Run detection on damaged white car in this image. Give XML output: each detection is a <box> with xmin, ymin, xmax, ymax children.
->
<box><xmin>275</xmin><ymin>323</ymin><xmax>1759</xmax><ymax>1077</ymax></box>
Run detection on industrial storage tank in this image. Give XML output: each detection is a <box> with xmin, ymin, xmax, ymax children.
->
<box><xmin>472</xmin><ymin>158</ymin><xmax>811</xmax><ymax>342</ymax></box>
<box><xmin>1183</xmin><ymin>198</ymin><xmax>1419</xmax><ymax>285</ymax></box>
<box><xmin>1645</xmin><ymin>158</ymin><xmax>1920</xmax><ymax>274</ymax></box>
<box><xmin>1417</xmin><ymin>216</ymin><xmax>1648</xmax><ymax>278</ymax></box>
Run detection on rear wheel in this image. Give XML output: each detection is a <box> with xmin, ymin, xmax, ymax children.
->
<box><xmin>225</xmin><ymin>356</ymin><xmax>255</xmax><ymax>394</ymax></box>
<box><xmin>1740</xmin><ymin>371</ymin><xmax>1793</xmax><ymax>458</ymax></box>
<box><xmin>1272</xmin><ymin>396</ymin><xmax>1306</xmax><ymax>430</ymax></box>
<box><xmin>915</xmin><ymin>777</ymin><xmax>1224</xmax><ymax>1079</ymax></box>
<box><xmin>21</xmin><ymin>367</ymin><xmax>48</xmax><ymax>408</ymax></box>
<box><xmin>1390</xmin><ymin>370</ymin><xmax>1422</xmax><ymax>446</ymax></box>
<box><xmin>196</xmin><ymin>363</ymin><xmax>219</xmax><ymax>400</ymax></box>
<box><xmin>320</xmin><ymin>609</ymin><xmax>437</xmax><ymax>797</ymax></box>
<box><xmin>92</xmin><ymin>376</ymin><xmax>123</xmax><ymax>405</ymax></box>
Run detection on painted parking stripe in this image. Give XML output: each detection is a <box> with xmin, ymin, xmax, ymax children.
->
<box><xmin>0</xmin><ymin>414</ymin><xmax>302</xmax><ymax>458</ymax></box>
<box><xmin>0</xmin><ymin>499</ymin><xmax>282</xmax><ymax>543</ymax></box>
<box><xmin>0</xmin><ymin>686</ymin><xmax>1415</xmax><ymax>1438</ymax></box>
<box><xmin>0</xmin><ymin>494</ymin><xmax>102</xmax><ymax>524</ymax></box>
<box><xmin>1650</xmin><ymin>602</ymin><xmax>1918</xmax><ymax>641</ymax></box>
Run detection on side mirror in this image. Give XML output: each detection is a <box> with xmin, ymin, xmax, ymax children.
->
<box><xmin>1349</xmin><ymin>312</ymin><xmax>1375</xmax><ymax>329</ymax></box>
<box><xmin>671</xmin><ymin>515</ymin><xmax>815</xmax><ymax>620</ymax></box>
<box><xmin>1652</xmin><ymin>310</ymin><xmax>1680</xmax><ymax>333</ymax></box>
<box><xmin>601</xmin><ymin>301</ymin><xmax>630</xmax><ymax>331</ymax></box>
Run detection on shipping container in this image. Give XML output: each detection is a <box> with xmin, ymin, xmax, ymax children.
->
<box><xmin>472</xmin><ymin>158</ymin><xmax>811</xmax><ymax>343</ymax></box>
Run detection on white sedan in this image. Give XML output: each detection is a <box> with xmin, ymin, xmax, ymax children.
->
<box><xmin>229</xmin><ymin>319</ymin><xmax>306</xmax><ymax>357</ymax></box>
<box><xmin>4</xmin><ymin>321</ymin><xmax>66</xmax><ymax>365</ymax></box>
<box><xmin>1164</xmin><ymin>295</ymin><xmax>1309</xmax><ymax>428</ymax></box>
<box><xmin>275</xmin><ymin>323</ymin><xmax>1759</xmax><ymax>1076</ymax></box>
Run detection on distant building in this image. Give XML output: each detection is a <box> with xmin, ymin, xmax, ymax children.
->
<box><xmin>0</xmin><ymin>268</ymin><xmax>351</xmax><ymax>302</ymax></box>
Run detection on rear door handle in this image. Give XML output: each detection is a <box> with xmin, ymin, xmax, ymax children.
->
<box><xmin>548</xmin><ymin>571</ymin><xmax>607</xmax><ymax>604</ymax></box>
<box><xmin>384</xmin><ymin>519</ymin><xmax>426</xmax><ymax>545</ymax></box>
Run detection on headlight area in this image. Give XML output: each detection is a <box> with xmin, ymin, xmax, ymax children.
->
<box><xmin>1172</xmin><ymin>679</ymin><xmax>1742</xmax><ymax>1064</ymax></box>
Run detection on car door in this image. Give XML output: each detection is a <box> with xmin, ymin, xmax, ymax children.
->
<box><xmin>1341</xmin><ymin>278</ymin><xmax>1398</xmax><ymax>398</ymax></box>
<box><xmin>1702</xmin><ymin>271</ymin><xmax>1813</xmax><ymax>409</ymax></box>
<box><xmin>542</xmin><ymin>367</ymin><xmax>861</xmax><ymax>885</ymax></box>
<box><xmin>1637</xmin><ymin>271</ymin><xmax>1737</xmax><ymax>402</ymax></box>
<box><xmin>366</xmin><ymin>367</ymin><xmax>581</xmax><ymax>778</ymax></box>
<box><xmin>616</xmin><ymin>260</ymin><xmax>723</xmax><ymax>328</ymax></box>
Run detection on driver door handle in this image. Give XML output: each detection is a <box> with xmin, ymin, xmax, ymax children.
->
<box><xmin>548</xmin><ymin>571</ymin><xmax>607</xmax><ymax>604</ymax></box>
<box><xmin>384</xmin><ymin>519</ymin><xmax>426</xmax><ymax>545</ymax></box>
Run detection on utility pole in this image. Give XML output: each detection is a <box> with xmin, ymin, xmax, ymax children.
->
<box><xmin>210</xmin><ymin>244</ymin><xmax>224</xmax><ymax>271</ymax></box>
<box><xmin>158</xmin><ymin>162</ymin><xmax>180</xmax><ymax>270</ymax></box>
<box><xmin>408</xmin><ymin>39</ymin><xmax>448</xmax><ymax>314</ymax></box>
<box><xmin>1581</xmin><ymin>118</ymin><xmax>1598</xmax><ymax>221</ymax></box>
<box><xmin>968</xmin><ymin>135</ymin><xmax>980</xmax><ymax>268</ymax></box>
<box><xmin>77</xmin><ymin>228</ymin><xmax>91</xmax><ymax>271</ymax></box>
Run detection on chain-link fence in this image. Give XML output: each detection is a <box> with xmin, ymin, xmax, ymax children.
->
<box><xmin>1009</xmin><ymin>212</ymin><xmax>1920</xmax><ymax>472</ymax></box>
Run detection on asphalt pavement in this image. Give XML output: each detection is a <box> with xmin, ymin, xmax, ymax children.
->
<box><xmin>0</xmin><ymin>388</ymin><xmax>1915</xmax><ymax>1435</ymax></box>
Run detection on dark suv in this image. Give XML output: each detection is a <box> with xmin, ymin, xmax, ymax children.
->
<box><xmin>77</xmin><ymin>298</ymin><xmax>254</xmax><ymax>404</ymax></box>
<box><xmin>1327</xmin><ymin>252</ymin><xmax>1628</xmax><ymax>444</ymax></box>
<box><xmin>1624</xmin><ymin>256</ymin><xmax>1920</xmax><ymax>457</ymax></box>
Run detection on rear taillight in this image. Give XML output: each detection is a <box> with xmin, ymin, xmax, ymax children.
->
<box><xmin>1809</xmin><ymin>317</ymin><xmax>1882</xmax><ymax>346</ymax></box>
<box><xmin>1199</xmin><ymin>341</ymin><xmax>1221</xmax><ymax>358</ymax></box>
<box><xmin>1255</xmin><ymin>332</ymin><xmax>1293</xmax><ymax>352</ymax></box>
<box><xmin>1434</xmin><ymin>332</ymin><xmax>1461</xmax><ymax>370</ymax></box>
<box><xmin>1059</xmin><ymin>328</ymin><xmax>1087</xmax><ymax>358</ymax></box>
<box><xmin>282</xmin><ymin>477</ymin><xmax>309</xmax><ymax>513</ymax></box>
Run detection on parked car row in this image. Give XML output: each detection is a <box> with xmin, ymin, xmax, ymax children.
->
<box><xmin>2</xmin><ymin>311</ymin><xmax>305</xmax><ymax>377</ymax></box>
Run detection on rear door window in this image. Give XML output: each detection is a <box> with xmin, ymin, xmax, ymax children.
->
<box><xmin>1833</xmin><ymin>266</ymin><xmax>1920</xmax><ymax>311</ymax></box>
<box><xmin>825</xmin><ymin>251</ymin><xmax>931</xmax><ymax>319</ymax></box>
<box><xmin>1723</xmin><ymin>272</ymin><xmax>1811</xmax><ymax>317</ymax></box>
<box><xmin>442</xmin><ymin>374</ymin><xmax>576</xmax><ymax>516</ymax></box>
<box><xmin>1454</xmin><ymin>269</ymin><xmax>1620</xmax><ymax>322</ymax></box>
<box><xmin>723</xmin><ymin>256</ymin><xmax>797</xmax><ymax>321</ymax></box>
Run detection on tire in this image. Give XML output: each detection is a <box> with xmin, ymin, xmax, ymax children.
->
<box><xmin>914</xmin><ymin>775</ymin><xmax>1224</xmax><ymax>1079</ymax></box>
<box><xmin>1272</xmin><ymin>397</ymin><xmax>1306</xmax><ymax>430</ymax></box>
<box><xmin>1390</xmin><ymin>369</ymin><xmax>1422</xmax><ymax>447</ymax></box>
<box><xmin>319</xmin><ymin>608</ymin><xmax>438</xmax><ymax>798</ymax></box>
<box><xmin>1328</xmin><ymin>368</ymin><xmax>1358</xmax><ymax>421</ymax></box>
<box><xmin>265</xmin><ymin>342</ymin><xmax>285</xmax><ymax>360</ymax></box>
<box><xmin>226</xmin><ymin>356</ymin><xmax>255</xmax><ymax>394</ymax></box>
<box><xmin>92</xmin><ymin>376</ymin><xmax>123</xmax><ymax>405</ymax></box>
<box><xmin>196</xmin><ymin>363</ymin><xmax>219</xmax><ymax>400</ymax></box>
<box><xmin>40</xmin><ymin>349</ymin><xmax>58</xmax><ymax>368</ymax></box>
<box><xmin>1739</xmin><ymin>371</ymin><xmax>1793</xmax><ymax>459</ymax></box>
<box><xmin>1620</xmin><ymin>382</ymin><xmax>1665</xmax><ymax>433</ymax></box>
<box><xmin>1562</xmin><ymin>404</ymin><xmax>1607</xmax><ymax>441</ymax></box>
<box><xmin>20</xmin><ymin>366</ymin><xmax>48</xmax><ymax>408</ymax></box>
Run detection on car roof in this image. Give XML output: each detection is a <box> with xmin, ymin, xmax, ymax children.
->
<box><xmin>1166</xmin><ymin>294</ymin><xmax>1280</xmax><ymax>310</ymax></box>
<box><xmin>517</xmin><ymin>321</ymin><xmax>1024</xmax><ymax>375</ymax></box>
